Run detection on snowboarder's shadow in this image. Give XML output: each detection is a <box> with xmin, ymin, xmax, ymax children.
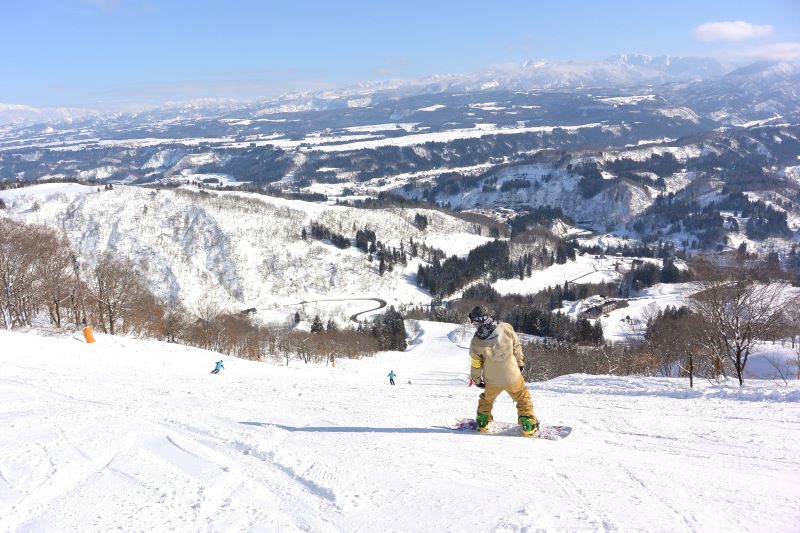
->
<box><xmin>240</xmin><ymin>421</ymin><xmax>451</xmax><ymax>435</ymax></box>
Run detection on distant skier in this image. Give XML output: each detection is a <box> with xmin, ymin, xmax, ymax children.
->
<box><xmin>210</xmin><ymin>360</ymin><xmax>224</xmax><ymax>374</ymax></box>
<box><xmin>468</xmin><ymin>306</ymin><xmax>538</xmax><ymax>437</ymax></box>
<box><xmin>387</xmin><ymin>370</ymin><xmax>396</xmax><ymax>385</ymax></box>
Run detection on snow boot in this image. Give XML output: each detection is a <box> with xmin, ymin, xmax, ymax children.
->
<box><xmin>519</xmin><ymin>416</ymin><xmax>538</xmax><ymax>437</ymax></box>
<box><xmin>476</xmin><ymin>412</ymin><xmax>490</xmax><ymax>432</ymax></box>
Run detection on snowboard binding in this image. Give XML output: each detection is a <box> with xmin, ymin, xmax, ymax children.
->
<box><xmin>519</xmin><ymin>416</ymin><xmax>538</xmax><ymax>437</ymax></box>
<box><xmin>476</xmin><ymin>412</ymin><xmax>490</xmax><ymax>432</ymax></box>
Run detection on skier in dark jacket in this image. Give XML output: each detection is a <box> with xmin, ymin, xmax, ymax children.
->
<box><xmin>210</xmin><ymin>360</ymin><xmax>224</xmax><ymax>374</ymax></box>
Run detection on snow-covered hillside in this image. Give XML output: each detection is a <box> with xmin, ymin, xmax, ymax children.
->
<box><xmin>0</xmin><ymin>184</ymin><xmax>492</xmax><ymax>314</ymax></box>
<box><xmin>1</xmin><ymin>323</ymin><xmax>799</xmax><ymax>532</ymax></box>
<box><xmin>427</xmin><ymin>164</ymin><xmax>655</xmax><ymax>226</ymax></box>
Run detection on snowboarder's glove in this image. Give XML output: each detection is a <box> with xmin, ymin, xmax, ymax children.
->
<box><xmin>476</xmin><ymin>381</ymin><xmax>486</xmax><ymax>388</ymax></box>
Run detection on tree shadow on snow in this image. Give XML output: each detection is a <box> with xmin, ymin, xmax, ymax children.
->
<box><xmin>240</xmin><ymin>421</ymin><xmax>452</xmax><ymax>435</ymax></box>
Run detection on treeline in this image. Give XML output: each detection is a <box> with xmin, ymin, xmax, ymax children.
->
<box><xmin>0</xmin><ymin>218</ymin><xmax>161</xmax><ymax>334</ymax></box>
<box><xmin>522</xmin><ymin>342</ymin><xmax>663</xmax><ymax>382</ymax></box>
<box><xmin>227</xmin><ymin>183</ymin><xmax>328</xmax><ymax>203</ymax></box>
<box><xmin>416</xmin><ymin>239</ymin><xmax>576</xmax><ymax>298</ymax></box>
<box><xmin>0</xmin><ymin>176</ymin><xmax>102</xmax><ymax>191</ymax></box>
<box><xmin>308</xmin><ymin>306</ymin><xmax>407</xmax><ymax>351</ymax></box>
<box><xmin>307</xmin><ymin>222</ymin><xmax>413</xmax><ymax>275</ymax></box>
<box><xmin>570</xmin><ymin>162</ymin><xmax>606</xmax><ymax>199</ymax></box>
<box><xmin>579</xmin><ymin>240</ymin><xmax>680</xmax><ymax>259</ymax></box>
<box><xmin>462</xmin><ymin>281</ymin><xmax>618</xmax><ymax>312</ymax></box>
<box><xmin>408</xmin><ymin>282</ymin><xmax>609</xmax><ymax>344</ymax></box>
<box><xmin>633</xmin><ymin>190</ymin><xmax>792</xmax><ymax>250</ymax></box>
<box><xmin>308</xmin><ymin>222</ymin><xmax>350</xmax><ymax>249</ymax></box>
<box><xmin>509</xmin><ymin>206</ymin><xmax>574</xmax><ymax>237</ymax></box>
<box><xmin>708</xmin><ymin>192</ymin><xmax>791</xmax><ymax>239</ymax></box>
<box><xmin>605</xmin><ymin>152</ymin><xmax>681</xmax><ymax>188</ymax></box>
<box><xmin>416</xmin><ymin>240</ymin><xmax>510</xmax><ymax>297</ymax></box>
<box><xmin>196</xmin><ymin>145</ymin><xmax>292</xmax><ymax>184</ymax></box>
<box><xmin>618</xmin><ymin>258</ymin><xmax>691</xmax><ymax>296</ymax></box>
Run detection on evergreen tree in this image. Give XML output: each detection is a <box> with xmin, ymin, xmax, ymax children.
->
<box><xmin>591</xmin><ymin>320</ymin><xmax>604</xmax><ymax>345</ymax></box>
<box><xmin>311</xmin><ymin>314</ymin><xmax>324</xmax><ymax>333</ymax></box>
<box><xmin>375</xmin><ymin>306</ymin><xmax>407</xmax><ymax>351</ymax></box>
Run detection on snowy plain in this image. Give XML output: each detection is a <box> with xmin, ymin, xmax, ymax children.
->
<box><xmin>2</xmin><ymin>321</ymin><xmax>799</xmax><ymax>532</ymax></box>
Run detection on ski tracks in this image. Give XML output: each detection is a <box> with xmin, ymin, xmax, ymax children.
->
<box><xmin>1</xmin><ymin>408</ymin><xmax>349</xmax><ymax>532</ymax></box>
<box><xmin>158</xmin><ymin>416</ymin><xmax>361</xmax><ymax>532</ymax></box>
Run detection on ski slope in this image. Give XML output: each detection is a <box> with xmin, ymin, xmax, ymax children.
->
<box><xmin>1</xmin><ymin>323</ymin><xmax>799</xmax><ymax>532</ymax></box>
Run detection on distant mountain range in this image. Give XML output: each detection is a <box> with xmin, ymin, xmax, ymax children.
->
<box><xmin>2</xmin><ymin>54</ymin><xmax>797</xmax><ymax>127</ymax></box>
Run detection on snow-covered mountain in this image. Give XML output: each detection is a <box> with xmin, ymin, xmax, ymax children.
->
<box><xmin>0</xmin><ymin>54</ymin><xmax>732</xmax><ymax>127</ymax></box>
<box><xmin>0</xmin><ymin>183</ymin><xmax>492</xmax><ymax>312</ymax></box>
<box><xmin>1</xmin><ymin>322</ymin><xmax>798</xmax><ymax>531</ymax></box>
<box><xmin>156</xmin><ymin>54</ymin><xmax>729</xmax><ymax>120</ymax></box>
<box><xmin>0</xmin><ymin>103</ymin><xmax>98</xmax><ymax>126</ymax></box>
<box><xmin>438</xmin><ymin>54</ymin><xmax>727</xmax><ymax>92</ymax></box>
<box><xmin>420</xmin><ymin>164</ymin><xmax>654</xmax><ymax>227</ymax></box>
<box><xmin>663</xmin><ymin>61</ymin><xmax>800</xmax><ymax>124</ymax></box>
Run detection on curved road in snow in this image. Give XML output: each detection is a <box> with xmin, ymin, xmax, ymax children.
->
<box><xmin>284</xmin><ymin>297</ymin><xmax>388</xmax><ymax>323</ymax></box>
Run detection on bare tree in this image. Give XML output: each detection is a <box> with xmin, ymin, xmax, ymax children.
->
<box><xmin>0</xmin><ymin>219</ymin><xmax>90</xmax><ymax>329</ymax></box>
<box><xmin>689</xmin><ymin>277</ymin><xmax>790</xmax><ymax>386</ymax></box>
<box><xmin>0</xmin><ymin>220</ymin><xmax>31</xmax><ymax>327</ymax></box>
<box><xmin>32</xmin><ymin>228</ymin><xmax>75</xmax><ymax>328</ymax></box>
<box><xmin>161</xmin><ymin>301</ymin><xmax>189</xmax><ymax>343</ymax></box>
<box><xmin>188</xmin><ymin>297</ymin><xmax>222</xmax><ymax>350</ymax></box>
<box><xmin>90</xmin><ymin>253</ymin><xmax>146</xmax><ymax>335</ymax></box>
<box><xmin>785</xmin><ymin>303</ymin><xmax>800</xmax><ymax>380</ymax></box>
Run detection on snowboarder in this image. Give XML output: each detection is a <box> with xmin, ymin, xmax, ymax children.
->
<box><xmin>467</xmin><ymin>306</ymin><xmax>538</xmax><ymax>437</ymax></box>
<box><xmin>387</xmin><ymin>370</ymin><xmax>396</xmax><ymax>385</ymax></box>
<box><xmin>210</xmin><ymin>360</ymin><xmax>224</xmax><ymax>374</ymax></box>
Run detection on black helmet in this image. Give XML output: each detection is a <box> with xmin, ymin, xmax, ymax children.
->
<box><xmin>468</xmin><ymin>306</ymin><xmax>489</xmax><ymax>322</ymax></box>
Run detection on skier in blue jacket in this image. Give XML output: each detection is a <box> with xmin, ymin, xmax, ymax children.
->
<box><xmin>210</xmin><ymin>360</ymin><xmax>224</xmax><ymax>374</ymax></box>
<box><xmin>387</xmin><ymin>370</ymin><xmax>396</xmax><ymax>385</ymax></box>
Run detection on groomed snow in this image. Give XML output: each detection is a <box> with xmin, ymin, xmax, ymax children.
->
<box><xmin>2</xmin><ymin>322</ymin><xmax>798</xmax><ymax>532</ymax></box>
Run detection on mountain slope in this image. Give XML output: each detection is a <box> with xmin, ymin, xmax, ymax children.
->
<box><xmin>0</xmin><ymin>184</ymin><xmax>492</xmax><ymax>312</ymax></box>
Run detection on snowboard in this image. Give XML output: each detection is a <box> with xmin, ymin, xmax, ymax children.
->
<box><xmin>449</xmin><ymin>418</ymin><xmax>572</xmax><ymax>440</ymax></box>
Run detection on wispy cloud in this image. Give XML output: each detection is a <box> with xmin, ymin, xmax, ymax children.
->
<box><xmin>86</xmin><ymin>73</ymin><xmax>336</xmax><ymax>111</ymax></box>
<box><xmin>737</xmin><ymin>42</ymin><xmax>800</xmax><ymax>61</ymax></box>
<box><xmin>693</xmin><ymin>21</ymin><xmax>774</xmax><ymax>42</ymax></box>
<box><xmin>374</xmin><ymin>57</ymin><xmax>411</xmax><ymax>78</ymax></box>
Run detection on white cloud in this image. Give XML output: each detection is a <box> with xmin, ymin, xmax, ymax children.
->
<box><xmin>738</xmin><ymin>42</ymin><xmax>800</xmax><ymax>61</ymax></box>
<box><xmin>693</xmin><ymin>21</ymin><xmax>774</xmax><ymax>42</ymax></box>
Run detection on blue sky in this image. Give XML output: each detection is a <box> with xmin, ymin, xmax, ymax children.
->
<box><xmin>2</xmin><ymin>0</ymin><xmax>798</xmax><ymax>109</ymax></box>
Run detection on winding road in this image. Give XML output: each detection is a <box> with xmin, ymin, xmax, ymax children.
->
<box><xmin>282</xmin><ymin>297</ymin><xmax>388</xmax><ymax>323</ymax></box>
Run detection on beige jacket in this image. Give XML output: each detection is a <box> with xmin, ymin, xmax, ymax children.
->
<box><xmin>469</xmin><ymin>322</ymin><xmax>524</xmax><ymax>386</ymax></box>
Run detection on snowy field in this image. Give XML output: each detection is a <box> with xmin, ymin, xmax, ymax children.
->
<box><xmin>2</xmin><ymin>322</ymin><xmax>799</xmax><ymax>532</ymax></box>
<box><xmin>492</xmin><ymin>253</ymin><xmax>621</xmax><ymax>296</ymax></box>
